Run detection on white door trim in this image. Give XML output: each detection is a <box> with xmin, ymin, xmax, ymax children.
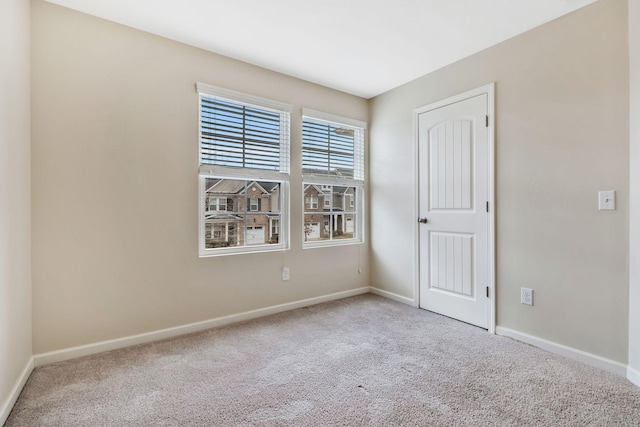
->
<box><xmin>412</xmin><ymin>83</ymin><xmax>496</xmax><ymax>333</ymax></box>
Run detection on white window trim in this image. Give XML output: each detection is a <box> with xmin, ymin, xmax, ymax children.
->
<box><xmin>301</xmin><ymin>108</ymin><xmax>367</xmax><ymax>130</ymax></box>
<box><xmin>197</xmin><ymin>83</ymin><xmax>291</xmax><ymax>257</ymax></box>
<box><xmin>199</xmin><ymin>176</ymin><xmax>290</xmax><ymax>257</ymax></box>
<box><xmin>198</xmin><ymin>82</ymin><xmax>293</xmax><ymax>113</ymax></box>
<box><xmin>301</xmin><ymin>110</ymin><xmax>366</xmax><ymax>249</ymax></box>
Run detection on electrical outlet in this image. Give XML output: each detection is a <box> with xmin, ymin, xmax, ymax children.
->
<box><xmin>282</xmin><ymin>266</ymin><xmax>290</xmax><ymax>281</ymax></box>
<box><xmin>521</xmin><ymin>287</ymin><xmax>533</xmax><ymax>306</ymax></box>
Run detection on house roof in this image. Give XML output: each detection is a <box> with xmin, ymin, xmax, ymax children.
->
<box><xmin>207</xmin><ymin>179</ymin><xmax>245</xmax><ymax>195</ymax></box>
<box><xmin>207</xmin><ymin>179</ymin><xmax>280</xmax><ymax>195</ymax></box>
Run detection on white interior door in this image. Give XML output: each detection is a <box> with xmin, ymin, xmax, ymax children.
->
<box><xmin>418</xmin><ymin>93</ymin><xmax>491</xmax><ymax>329</ymax></box>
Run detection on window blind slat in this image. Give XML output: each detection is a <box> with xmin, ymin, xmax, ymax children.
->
<box><xmin>199</xmin><ymin>95</ymin><xmax>289</xmax><ymax>172</ymax></box>
<box><xmin>302</xmin><ymin>117</ymin><xmax>363</xmax><ymax>180</ymax></box>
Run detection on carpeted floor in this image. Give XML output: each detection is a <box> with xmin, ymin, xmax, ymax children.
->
<box><xmin>6</xmin><ymin>294</ymin><xmax>640</xmax><ymax>426</ymax></box>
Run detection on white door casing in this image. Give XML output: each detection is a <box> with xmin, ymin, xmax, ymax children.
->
<box><xmin>416</xmin><ymin>85</ymin><xmax>495</xmax><ymax>331</ymax></box>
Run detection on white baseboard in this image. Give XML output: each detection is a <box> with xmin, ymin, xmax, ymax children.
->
<box><xmin>369</xmin><ymin>286</ymin><xmax>415</xmax><ymax>306</ymax></box>
<box><xmin>0</xmin><ymin>356</ymin><xmax>34</xmax><ymax>426</ymax></box>
<box><xmin>628</xmin><ymin>366</ymin><xmax>640</xmax><ymax>387</ymax></box>
<box><xmin>496</xmin><ymin>326</ymin><xmax>627</xmax><ymax>377</ymax></box>
<box><xmin>34</xmin><ymin>287</ymin><xmax>370</xmax><ymax>367</ymax></box>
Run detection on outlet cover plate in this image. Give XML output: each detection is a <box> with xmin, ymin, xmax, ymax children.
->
<box><xmin>521</xmin><ymin>287</ymin><xmax>533</xmax><ymax>305</ymax></box>
<box><xmin>598</xmin><ymin>190</ymin><xmax>615</xmax><ymax>210</ymax></box>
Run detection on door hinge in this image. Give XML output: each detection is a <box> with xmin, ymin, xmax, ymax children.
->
<box><xmin>485</xmin><ymin>115</ymin><xmax>489</xmax><ymax>127</ymax></box>
<box><xmin>486</xmin><ymin>201</ymin><xmax>489</xmax><ymax>212</ymax></box>
<box><xmin>486</xmin><ymin>286</ymin><xmax>489</xmax><ymax>298</ymax></box>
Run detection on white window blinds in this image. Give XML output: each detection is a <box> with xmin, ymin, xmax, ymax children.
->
<box><xmin>301</xmin><ymin>109</ymin><xmax>365</xmax><ymax>182</ymax></box>
<box><xmin>197</xmin><ymin>83</ymin><xmax>291</xmax><ymax>176</ymax></box>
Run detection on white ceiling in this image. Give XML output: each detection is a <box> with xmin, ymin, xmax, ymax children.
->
<box><xmin>46</xmin><ymin>0</ymin><xmax>598</xmax><ymax>99</ymax></box>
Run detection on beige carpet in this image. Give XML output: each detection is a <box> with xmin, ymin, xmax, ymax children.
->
<box><xmin>6</xmin><ymin>295</ymin><xmax>640</xmax><ymax>426</ymax></box>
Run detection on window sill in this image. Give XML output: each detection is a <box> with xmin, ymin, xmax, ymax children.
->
<box><xmin>302</xmin><ymin>239</ymin><xmax>363</xmax><ymax>250</ymax></box>
<box><xmin>200</xmin><ymin>244</ymin><xmax>288</xmax><ymax>258</ymax></box>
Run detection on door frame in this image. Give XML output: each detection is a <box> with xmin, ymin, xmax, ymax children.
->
<box><xmin>412</xmin><ymin>83</ymin><xmax>496</xmax><ymax>333</ymax></box>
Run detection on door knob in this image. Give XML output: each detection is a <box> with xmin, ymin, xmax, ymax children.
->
<box><xmin>418</xmin><ymin>217</ymin><xmax>428</xmax><ymax>224</ymax></box>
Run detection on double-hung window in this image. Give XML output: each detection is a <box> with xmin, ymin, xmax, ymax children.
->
<box><xmin>197</xmin><ymin>83</ymin><xmax>291</xmax><ymax>256</ymax></box>
<box><xmin>209</xmin><ymin>197</ymin><xmax>227</xmax><ymax>211</ymax></box>
<box><xmin>302</xmin><ymin>109</ymin><xmax>366</xmax><ymax>246</ymax></box>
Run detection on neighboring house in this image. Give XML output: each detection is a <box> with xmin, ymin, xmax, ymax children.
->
<box><xmin>204</xmin><ymin>179</ymin><xmax>281</xmax><ymax>248</ymax></box>
<box><xmin>205</xmin><ymin>180</ymin><xmax>355</xmax><ymax>247</ymax></box>
<box><xmin>303</xmin><ymin>184</ymin><xmax>355</xmax><ymax>241</ymax></box>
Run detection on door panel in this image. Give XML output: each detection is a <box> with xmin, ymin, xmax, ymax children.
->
<box><xmin>430</xmin><ymin>120</ymin><xmax>473</xmax><ymax>210</ymax></box>
<box><xmin>430</xmin><ymin>232</ymin><xmax>473</xmax><ymax>296</ymax></box>
<box><xmin>419</xmin><ymin>93</ymin><xmax>489</xmax><ymax>329</ymax></box>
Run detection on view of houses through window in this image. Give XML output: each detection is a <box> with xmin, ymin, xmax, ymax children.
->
<box><xmin>198</xmin><ymin>82</ymin><xmax>291</xmax><ymax>256</ymax></box>
<box><xmin>198</xmin><ymin>83</ymin><xmax>365</xmax><ymax>255</ymax></box>
<box><xmin>301</xmin><ymin>110</ymin><xmax>365</xmax><ymax>246</ymax></box>
<box><xmin>303</xmin><ymin>184</ymin><xmax>357</xmax><ymax>242</ymax></box>
<box><xmin>204</xmin><ymin>178</ymin><xmax>282</xmax><ymax>248</ymax></box>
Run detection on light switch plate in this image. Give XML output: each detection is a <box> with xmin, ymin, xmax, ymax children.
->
<box><xmin>598</xmin><ymin>191</ymin><xmax>615</xmax><ymax>211</ymax></box>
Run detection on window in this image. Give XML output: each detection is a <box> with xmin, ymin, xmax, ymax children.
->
<box><xmin>212</xmin><ymin>224</ymin><xmax>225</xmax><ymax>240</ymax></box>
<box><xmin>208</xmin><ymin>197</ymin><xmax>227</xmax><ymax>211</ymax></box>
<box><xmin>323</xmin><ymin>189</ymin><xmax>331</xmax><ymax>208</ymax></box>
<box><xmin>302</xmin><ymin>109</ymin><xmax>366</xmax><ymax>246</ymax></box>
<box><xmin>305</xmin><ymin>195</ymin><xmax>318</xmax><ymax>210</ymax></box>
<box><xmin>269</xmin><ymin>218</ymin><xmax>280</xmax><ymax>243</ymax></box>
<box><xmin>198</xmin><ymin>83</ymin><xmax>291</xmax><ymax>256</ymax></box>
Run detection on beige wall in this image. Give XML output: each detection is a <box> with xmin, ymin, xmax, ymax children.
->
<box><xmin>629</xmin><ymin>0</ymin><xmax>640</xmax><ymax>379</ymax></box>
<box><xmin>370</xmin><ymin>0</ymin><xmax>629</xmax><ymax>363</ymax></box>
<box><xmin>0</xmin><ymin>0</ymin><xmax>32</xmax><ymax>419</ymax></box>
<box><xmin>31</xmin><ymin>1</ymin><xmax>369</xmax><ymax>354</ymax></box>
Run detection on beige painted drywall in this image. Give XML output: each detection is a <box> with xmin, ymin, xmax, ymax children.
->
<box><xmin>629</xmin><ymin>0</ymin><xmax>640</xmax><ymax>379</ymax></box>
<box><xmin>31</xmin><ymin>0</ymin><xmax>369</xmax><ymax>354</ymax></box>
<box><xmin>0</xmin><ymin>0</ymin><xmax>32</xmax><ymax>418</ymax></box>
<box><xmin>370</xmin><ymin>0</ymin><xmax>629</xmax><ymax>363</ymax></box>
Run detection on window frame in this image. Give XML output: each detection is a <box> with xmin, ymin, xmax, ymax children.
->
<box><xmin>197</xmin><ymin>83</ymin><xmax>291</xmax><ymax>257</ymax></box>
<box><xmin>306</xmin><ymin>195</ymin><xmax>319</xmax><ymax>210</ymax></box>
<box><xmin>323</xmin><ymin>192</ymin><xmax>331</xmax><ymax>208</ymax></box>
<box><xmin>301</xmin><ymin>109</ymin><xmax>366</xmax><ymax>249</ymax></box>
<box><xmin>208</xmin><ymin>197</ymin><xmax>227</xmax><ymax>212</ymax></box>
